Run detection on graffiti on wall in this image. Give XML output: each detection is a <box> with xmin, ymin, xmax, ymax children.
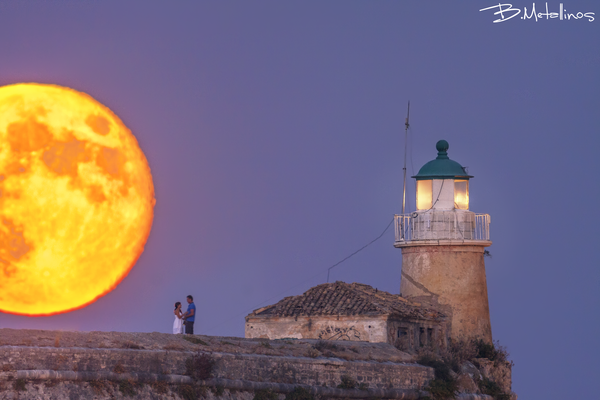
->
<box><xmin>318</xmin><ymin>325</ymin><xmax>362</xmax><ymax>341</ymax></box>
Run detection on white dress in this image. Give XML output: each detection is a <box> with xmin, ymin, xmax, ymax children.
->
<box><xmin>173</xmin><ymin>311</ymin><xmax>184</xmax><ymax>334</ymax></box>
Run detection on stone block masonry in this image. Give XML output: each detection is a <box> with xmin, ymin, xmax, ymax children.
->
<box><xmin>0</xmin><ymin>346</ymin><xmax>432</xmax><ymax>390</ymax></box>
<box><xmin>0</xmin><ymin>330</ymin><xmax>505</xmax><ymax>399</ymax></box>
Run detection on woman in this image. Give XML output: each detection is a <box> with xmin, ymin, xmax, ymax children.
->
<box><xmin>173</xmin><ymin>302</ymin><xmax>184</xmax><ymax>334</ymax></box>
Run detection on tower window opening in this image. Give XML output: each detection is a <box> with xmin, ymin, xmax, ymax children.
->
<box><xmin>416</xmin><ymin>180</ymin><xmax>433</xmax><ymax>210</ymax></box>
<box><xmin>454</xmin><ymin>180</ymin><xmax>469</xmax><ymax>209</ymax></box>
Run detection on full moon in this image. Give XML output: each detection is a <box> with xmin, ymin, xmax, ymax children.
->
<box><xmin>0</xmin><ymin>83</ymin><xmax>155</xmax><ymax>316</ymax></box>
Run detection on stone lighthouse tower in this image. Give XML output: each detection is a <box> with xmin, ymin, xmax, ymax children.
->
<box><xmin>394</xmin><ymin>140</ymin><xmax>492</xmax><ymax>343</ymax></box>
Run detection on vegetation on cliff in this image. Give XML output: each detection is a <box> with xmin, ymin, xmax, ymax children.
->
<box><xmin>415</xmin><ymin>339</ymin><xmax>514</xmax><ymax>400</ymax></box>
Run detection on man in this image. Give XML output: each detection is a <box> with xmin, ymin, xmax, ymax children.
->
<box><xmin>182</xmin><ymin>295</ymin><xmax>196</xmax><ymax>335</ymax></box>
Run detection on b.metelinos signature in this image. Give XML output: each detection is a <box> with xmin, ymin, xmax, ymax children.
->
<box><xmin>480</xmin><ymin>2</ymin><xmax>594</xmax><ymax>23</ymax></box>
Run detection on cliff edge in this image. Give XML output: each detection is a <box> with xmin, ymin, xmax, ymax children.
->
<box><xmin>0</xmin><ymin>329</ymin><xmax>511</xmax><ymax>400</ymax></box>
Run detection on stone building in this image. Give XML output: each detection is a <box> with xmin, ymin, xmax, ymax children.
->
<box><xmin>245</xmin><ymin>281</ymin><xmax>446</xmax><ymax>351</ymax></box>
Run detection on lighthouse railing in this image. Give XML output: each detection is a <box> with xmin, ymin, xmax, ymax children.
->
<box><xmin>395</xmin><ymin>215</ymin><xmax>412</xmax><ymax>241</ymax></box>
<box><xmin>394</xmin><ymin>212</ymin><xmax>491</xmax><ymax>243</ymax></box>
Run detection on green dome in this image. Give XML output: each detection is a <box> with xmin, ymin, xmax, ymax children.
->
<box><xmin>412</xmin><ymin>140</ymin><xmax>473</xmax><ymax>180</ymax></box>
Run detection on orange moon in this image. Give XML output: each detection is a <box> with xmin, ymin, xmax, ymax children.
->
<box><xmin>0</xmin><ymin>83</ymin><xmax>155</xmax><ymax>316</ymax></box>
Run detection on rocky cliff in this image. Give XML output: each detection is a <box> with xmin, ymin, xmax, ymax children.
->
<box><xmin>0</xmin><ymin>329</ymin><xmax>511</xmax><ymax>400</ymax></box>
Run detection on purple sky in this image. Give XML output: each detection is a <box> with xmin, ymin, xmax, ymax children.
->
<box><xmin>1</xmin><ymin>1</ymin><xmax>599</xmax><ymax>398</ymax></box>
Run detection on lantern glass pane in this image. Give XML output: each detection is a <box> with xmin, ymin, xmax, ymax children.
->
<box><xmin>416</xmin><ymin>180</ymin><xmax>433</xmax><ymax>210</ymax></box>
<box><xmin>454</xmin><ymin>180</ymin><xmax>469</xmax><ymax>209</ymax></box>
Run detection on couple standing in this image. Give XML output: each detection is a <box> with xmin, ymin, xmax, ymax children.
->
<box><xmin>173</xmin><ymin>295</ymin><xmax>196</xmax><ymax>334</ymax></box>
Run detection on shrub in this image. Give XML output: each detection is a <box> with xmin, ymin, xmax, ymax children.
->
<box><xmin>443</xmin><ymin>339</ymin><xmax>477</xmax><ymax>373</ymax></box>
<box><xmin>285</xmin><ymin>386</ymin><xmax>314</xmax><ymax>400</ymax></box>
<box><xmin>119</xmin><ymin>380</ymin><xmax>136</xmax><ymax>397</ymax></box>
<box><xmin>260</xmin><ymin>340</ymin><xmax>273</xmax><ymax>349</ymax></box>
<box><xmin>440</xmin><ymin>338</ymin><xmax>511</xmax><ymax>372</ymax></box>
<box><xmin>254</xmin><ymin>388</ymin><xmax>279</xmax><ymax>400</ymax></box>
<box><xmin>474</xmin><ymin>340</ymin><xmax>509</xmax><ymax>364</ymax></box>
<box><xmin>212</xmin><ymin>384</ymin><xmax>225</xmax><ymax>397</ymax></box>
<box><xmin>417</xmin><ymin>353</ymin><xmax>457</xmax><ymax>400</ymax></box>
<box><xmin>417</xmin><ymin>353</ymin><xmax>453</xmax><ymax>382</ymax></box>
<box><xmin>121</xmin><ymin>340</ymin><xmax>144</xmax><ymax>350</ymax></box>
<box><xmin>89</xmin><ymin>379</ymin><xmax>106</xmax><ymax>394</ymax></box>
<box><xmin>304</xmin><ymin>348</ymin><xmax>320</xmax><ymax>358</ymax></box>
<box><xmin>314</xmin><ymin>340</ymin><xmax>338</xmax><ymax>352</ymax></box>
<box><xmin>337</xmin><ymin>375</ymin><xmax>357</xmax><ymax>389</ymax></box>
<box><xmin>477</xmin><ymin>377</ymin><xmax>512</xmax><ymax>400</ymax></box>
<box><xmin>185</xmin><ymin>352</ymin><xmax>215</xmax><ymax>381</ymax></box>
<box><xmin>153</xmin><ymin>380</ymin><xmax>169</xmax><ymax>394</ymax></box>
<box><xmin>14</xmin><ymin>379</ymin><xmax>26</xmax><ymax>392</ymax></box>
<box><xmin>417</xmin><ymin>339</ymin><xmax>513</xmax><ymax>400</ymax></box>
<box><xmin>178</xmin><ymin>384</ymin><xmax>199</xmax><ymax>400</ymax></box>
<box><xmin>424</xmin><ymin>378</ymin><xmax>458</xmax><ymax>400</ymax></box>
<box><xmin>113</xmin><ymin>363</ymin><xmax>126</xmax><ymax>374</ymax></box>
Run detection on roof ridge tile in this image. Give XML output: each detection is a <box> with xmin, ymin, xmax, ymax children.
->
<box><xmin>249</xmin><ymin>281</ymin><xmax>443</xmax><ymax>320</ymax></box>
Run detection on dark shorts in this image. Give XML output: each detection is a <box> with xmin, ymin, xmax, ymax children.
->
<box><xmin>185</xmin><ymin>321</ymin><xmax>194</xmax><ymax>335</ymax></box>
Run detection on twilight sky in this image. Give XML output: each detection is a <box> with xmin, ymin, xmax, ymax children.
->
<box><xmin>1</xmin><ymin>1</ymin><xmax>599</xmax><ymax>398</ymax></box>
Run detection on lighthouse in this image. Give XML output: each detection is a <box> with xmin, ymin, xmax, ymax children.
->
<box><xmin>394</xmin><ymin>140</ymin><xmax>492</xmax><ymax>343</ymax></box>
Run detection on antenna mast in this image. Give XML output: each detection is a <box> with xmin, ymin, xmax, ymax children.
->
<box><xmin>402</xmin><ymin>101</ymin><xmax>410</xmax><ymax>215</ymax></box>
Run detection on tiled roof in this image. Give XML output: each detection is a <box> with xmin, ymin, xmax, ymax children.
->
<box><xmin>249</xmin><ymin>281</ymin><xmax>443</xmax><ymax>321</ymax></box>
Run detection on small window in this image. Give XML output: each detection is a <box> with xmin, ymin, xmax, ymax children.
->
<box><xmin>397</xmin><ymin>328</ymin><xmax>408</xmax><ymax>338</ymax></box>
<box><xmin>454</xmin><ymin>180</ymin><xmax>469</xmax><ymax>209</ymax></box>
<box><xmin>416</xmin><ymin>180</ymin><xmax>433</xmax><ymax>210</ymax></box>
<box><xmin>419</xmin><ymin>327</ymin><xmax>426</xmax><ymax>347</ymax></box>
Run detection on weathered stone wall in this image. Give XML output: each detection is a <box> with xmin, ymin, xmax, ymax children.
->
<box><xmin>246</xmin><ymin>314</ymin><xmax>447</xmax><ymax>354</ymax></box>
<box><xmin>0</xmin><ymin>346</ymin><xmax>432</xmax><ymax>390</ymax></box>
<box><xmin>246</xmin><ymin>315</ymin><xmax>389</xmax><ymax>343</ymax></box>
<box><xmin>0</xmin><ymin>346</ymin><xmax>185</xmax><ymax>375</ymax></box>
<box><xmin>0</xmin><ymin>378</ymin><xmax>257</xmax><ymax>400</ymax></box>
<box><xmin>0</xmin><ymin>377</ymin><xmax>495</xmax><ymax>400</ymax></box>
<box><xmin>399</xmin><ymin>244</ymin><xmax>492</xmax><ymax>342</ymax></box>
<box><xmin>214</xmin><ymin>353</ymin><xmax>430</xmax><ymax>389</ymax></box>
<box><xmin>0</xmin><ymin>330</ymin><xmax>511</xmax><ymax>399</ymax></box>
